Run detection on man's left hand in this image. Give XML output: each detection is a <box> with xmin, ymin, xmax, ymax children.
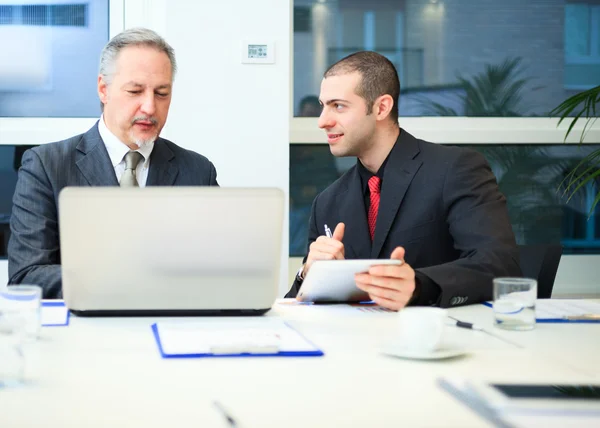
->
<box><xmin>354</xmin><ymin>247</ymin><xmax>415</xmax><ymax>311</ymax></box>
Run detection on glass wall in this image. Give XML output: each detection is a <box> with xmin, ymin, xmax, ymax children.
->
<box><xmin>293</xmin><ymin>0</ymin><xmax>599</xmax><ymax>117</ymax></box>
<box><xmin>0</xmin><ymin>0</ymin><xmax>109</xmax><ymax>117</ymax></box>
<box><xmin>289</xmin><ymin>143</ymin><xmax>600</xmax><ymax>256</ymax></box>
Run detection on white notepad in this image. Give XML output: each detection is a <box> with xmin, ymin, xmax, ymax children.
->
<box><xmin>151</xmin><ymin>318</ymin><xmax>323</xmax><ymax>358</ymax></box>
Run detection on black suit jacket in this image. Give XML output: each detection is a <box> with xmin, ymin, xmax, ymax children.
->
<box><xmin>8</xmin><ymin>123</ymin><xmax>218</xmax><ymax>298</ymax></box>
<box><xmin>287</xmin><ymin>129</ymin><xmax>521</xmax><ymax>308</ymax></box>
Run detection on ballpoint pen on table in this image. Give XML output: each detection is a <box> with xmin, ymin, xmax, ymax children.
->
<box><xmin>564</xmin><ymin>314</ymin><xmax>600</xmax><ymax>321</ymax></box>
<box><xmin>447</xmin><ymin>315</ymin><xmax>524</xmax><ymax>349</ymax></box>
<box><xmin>324</xmin><ymin>224</ymin><xmax>333</xmax><ymax>238</ymax></box>
<box><xmin>213</xmin><ymin>400</ymin><xmax>238</xmax><ymax>427</ymax></box>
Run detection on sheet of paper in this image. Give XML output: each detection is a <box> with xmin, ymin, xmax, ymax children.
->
<box><xmin>155</xmin><ymin>318</ymin><xmax>320</xmax><ymax>355</ymax></box>
<box><xmin>536</xmin><ymin>299</ymin><xmax>600</xmax><ymax>319</ymax></box>
<box><xmin>41</xmin><ymin>301</ymin><xmax>69</xmax><ymax>326</ymax></box>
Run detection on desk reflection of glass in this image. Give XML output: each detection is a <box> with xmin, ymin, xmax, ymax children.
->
<box><xmin>0</xmin><ymin>307</ymin><xmax>27</xmax><ymax>387</ymax></box>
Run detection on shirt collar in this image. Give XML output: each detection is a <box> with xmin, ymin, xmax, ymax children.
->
<box><xmin>98</xmin><ymin>115</ymin><xmax>154</xmax><ymax>167</ymax></box>
<box><xmin>357</xmin><ymin>151</ymin><xmax>389</xmax><ymax>196</ymax></box>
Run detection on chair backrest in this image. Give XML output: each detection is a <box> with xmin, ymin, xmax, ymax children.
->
<box><xmin>518</xmin><ymin>244</ymin><xmax>563</xmax><ymax>298</ymax></box>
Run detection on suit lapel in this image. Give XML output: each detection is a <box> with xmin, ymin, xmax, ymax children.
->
<box><xmin>338</xmin><ymin>168</ymin><xmax>371</xmax><ymax>259</ymax></box>
<box><xmin>75</xmin><ymin>123</ymin><xmax>119</xmax><ymax>186</ymax></box>
<box><xmin>146</xmin><ymin>138</ymin><xmax>179</xmax><ymax>186</ymax></box>
<box><xmin>370</xmin><ymin>130</ymin><xmax>423</xmax><ymax>258</ymax></box>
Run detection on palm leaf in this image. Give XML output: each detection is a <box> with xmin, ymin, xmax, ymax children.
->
<box><xmin>551</xmin><ymin>85</ymin><xmax>600</xmax><ymax>216</ymax></box>
<box><xmin>550</xmin><ymin>85</ymin><xmax>600</xmax><ymax>143</ymax></box>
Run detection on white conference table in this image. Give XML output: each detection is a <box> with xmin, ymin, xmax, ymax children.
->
<box><xmin>1</xmin><ymin>299</ymin><xmax>599</xmax><ymax>428</ymax></box>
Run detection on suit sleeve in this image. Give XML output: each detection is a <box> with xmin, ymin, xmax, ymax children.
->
<box><xmin>414</xmin><ymin>149</ymin><xmax>521</xmax><ymax>308</ymax></box>
<box><xmin>8</xmin><ymin>149</ymin><xmax>62</xmax><ymax>298</ymax></box>
<box><xmin>208</xmin><ymin>160</ymin><xmax>219</xmax><ymax>186</ymax></box>
<box><xmin>285</xmin><ymin>194</ymin><xmax>320</xmax><ymax>298</ymax></box>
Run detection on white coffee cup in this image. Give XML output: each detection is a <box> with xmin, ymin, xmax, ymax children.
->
<box><xmin>396</xmin><ymin>307</ymin><xmax>447</xmax><ymax>352</ymax></box>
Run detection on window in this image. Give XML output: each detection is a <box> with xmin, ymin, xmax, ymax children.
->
<box><xmin>565</xmin><ymin>3</ymin><xmax>600</xmax><ymax>89</ymax></box>
<box><xmin>289</xmin><ymin>143</ymin><xmax>600</xmax><ymax>257</ymax></box>
<box><xmin>0</xmin><ymin>145</ymin><xmax>36</xmax><ymax>259</ymax></box>
<box><xmin>0</xmin><ymin>1</ymin><xmax>109</xmax><ymax>117</ymax></box>
<box><xmin>294</xmin><ymin>0</ymin><xmax>594</xmax><ymax>117</ymax></box>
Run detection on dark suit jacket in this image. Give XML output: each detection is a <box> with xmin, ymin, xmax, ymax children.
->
<box><xmin>8</xmin><ymin>123</ymin><xmax>218</xmax><ymax>298</ymax></box>
<box><xmin>286</xmin><ymin>129</ymin><xmax>521</xmax><ymax>308</ymax></box>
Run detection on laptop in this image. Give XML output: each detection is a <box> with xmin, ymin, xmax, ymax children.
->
<box><xmin>58</xmin><ymin>187</ymin><xmax>284</xmax><ymax>316</ymax></box>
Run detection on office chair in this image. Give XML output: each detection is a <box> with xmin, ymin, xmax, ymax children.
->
<box><xmin>518</xmin><ymin>244</ymin><xmax>563</xmax><ymax>298</ymax></box>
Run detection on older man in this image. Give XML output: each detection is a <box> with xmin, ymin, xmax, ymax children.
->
<box><xmin>8</xmin><ymin>28</ymin><xmax>218</xmax><ymax>298</ymax></box>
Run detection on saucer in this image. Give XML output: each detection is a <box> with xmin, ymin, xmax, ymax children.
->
<box><xmin>381</xmin><ymin>345</ymin><xmax>467</xmax><ymax>360</ymax></box>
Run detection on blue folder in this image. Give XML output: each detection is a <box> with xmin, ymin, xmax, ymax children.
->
<box><xmin>151</xmin><ymin>322</ymin><xmax>324</xmax><ymax>358</ymax></box>
<box><xmin>41</xmin><ymin>300</ymin><xmax>70</xmax><ymax>326</ymax></box>
<box><xmin>481</xmin><ymin>301</ymin><xmax>600</xmax><ymax>323</ymax></box>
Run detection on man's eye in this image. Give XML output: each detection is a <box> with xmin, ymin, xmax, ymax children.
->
<box><xmin>127</xmin><ymin>90</ymin><xmax>141</xmax><ymax>94</ymax></box>
<box><xmin>156</xmin><ymin>92</ymin><xmax>169</xmax><ymax>97</ymax></box>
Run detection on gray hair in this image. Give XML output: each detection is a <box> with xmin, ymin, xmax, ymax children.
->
<box><xmin>99</xmin><ymin>27</ymin><xmax>177</xmax><ymax>85</ymax></box>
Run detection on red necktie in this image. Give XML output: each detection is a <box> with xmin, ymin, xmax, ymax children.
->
<box><xmin>367</xmin><ymin>176</ymin><xmax>381</xmax><ymax>241</ymax></box>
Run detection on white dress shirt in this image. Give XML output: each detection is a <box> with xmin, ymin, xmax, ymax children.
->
<box><xmin>98</xmin><ymin>116</ymin><xmax>154</xmax><ymax>187</ymax></box>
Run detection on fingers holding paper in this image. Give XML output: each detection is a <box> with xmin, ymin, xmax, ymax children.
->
<box><xmin>303</xmin><ymin>222</ymin><xmax>345</xmax><ymax>276</ymax></box>
<box><xmin>355</xmin><ymin>247</ymin><xmax>416</xmax><ymax>311</ymax></box>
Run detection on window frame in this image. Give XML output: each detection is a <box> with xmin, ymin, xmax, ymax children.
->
<box><xmin>565</xmin><ymin>4</ymin><xmax>600</xmax><ymax>64</ymax></box>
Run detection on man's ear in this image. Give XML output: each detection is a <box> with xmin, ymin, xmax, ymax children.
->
<box><xmin>374</xmin><ymin>94</ymin><xmax>394</xmax><ymax>122</ymax></box>
<box><xmin>98</xmin><ymin>75</ymin><xmax>108</xmax><ymax>105</ymax></box>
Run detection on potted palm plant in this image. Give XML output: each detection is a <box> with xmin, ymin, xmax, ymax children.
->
<box><xmin>551</xmin><ymin>85</ymin><xmax>600</xmax><ymax>214</ymax></box>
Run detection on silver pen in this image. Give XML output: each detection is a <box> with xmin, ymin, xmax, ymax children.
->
<box><xmin>213</xmin><ymin>401</ymin><xmax>238</xmax><ymax>427</ymax></box>
<box><xmin>564</xmin><ymin>314</ymin><xmax>600</xmax><ymax>321</ymax></box>
<box><xmin>324</xmin><ymin>224</ymin><xmax>332</xmax><ymax>238</ymax></box>
<box><xmin>447</xmin><ymin>316</ymin><xmax>524</xmax><ymax>349</ymax></box>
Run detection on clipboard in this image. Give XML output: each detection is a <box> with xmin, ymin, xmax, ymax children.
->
<box><xmin>482</xmin><ymin>300</ymin><xmax>600</xmax><ymax>323</ymax></box>
<box><xmin>151</xmin><ymin>319</ymin><xmax>324</xmax><ymax>358</ymax></box>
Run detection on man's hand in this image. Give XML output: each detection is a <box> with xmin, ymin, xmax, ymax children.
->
<box><xmin>354</xmin><ymin>247</ymin><xmax>416</xmax><ymax>311</ymax></box>
<box><xmin>302</xmin><ymin>222</ymin><xmax>345</xmax><ymax>277</ymax></box>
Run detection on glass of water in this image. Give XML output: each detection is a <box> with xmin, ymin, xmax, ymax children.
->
<box><xmin>493</xmin><ymin>278</ymin><xmax>537</xmax><ymax>331</ymax></box>
<box><xmin>0</xmin><ymin>285</ymin><xmax>42</xmax><ymax>341</ymax></box>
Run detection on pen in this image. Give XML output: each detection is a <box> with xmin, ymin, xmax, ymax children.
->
<box><xmin>324</xmin><ymin>224</ymin><xmax>332</xmax><ymax>238</ymax></box>
<box><xmin>213</xmin><ymin>400</ymin><xmax>238</xmax><ymax>427</ymax></box>
<box><xmin>447</xmin><ymin>316</ymin><xmax>524</xmax><ymax>349</ymax></box>
<box><xmin>564</xmin><ymin>314</ymin><xmax>600</xmax><ymax>321</ymax></box>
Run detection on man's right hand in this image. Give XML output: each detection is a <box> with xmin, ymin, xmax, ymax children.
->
<box><xmin>302</xmin><ymin>222</ymin><xmax>345</xmax><ymax>277</ymax></box>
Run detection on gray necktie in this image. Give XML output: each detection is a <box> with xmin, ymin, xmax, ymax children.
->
<box><xmin>120</xmin><ymin>151</ymin><xmax>143</xmax><ymax>187</ymax></box>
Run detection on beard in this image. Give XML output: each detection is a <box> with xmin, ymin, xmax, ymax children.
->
<box><xmin>130</xmin><ymin>115</ymin><xmax>159</xmax><ymax>148</ymax></box>
<box><xmin>131</xmin><ymin>135</ymin><xmax>156</xmax><ymax>149</ymax></box>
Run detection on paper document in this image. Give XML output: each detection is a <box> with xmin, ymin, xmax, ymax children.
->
<box><xmin>41</xmin><ymin>300</ymin><xmax>69</xmax><ymax>326</ymax></box>
<box><xmin>152</xmin><ymin>318</ymin><xmax>323</xmax><ymax>357</ymax></box>
<box><xmin>536</xmin><ymin>300</ymin><xmax>600</xmax><ymax>320</ymax></box>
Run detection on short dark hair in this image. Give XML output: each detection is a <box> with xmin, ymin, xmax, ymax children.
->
<box><xmin>324</xmin><ymin>51</ymin><xmax>400</xmax><ymax>122</ymax></box>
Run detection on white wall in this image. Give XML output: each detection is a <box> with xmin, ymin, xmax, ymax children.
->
<box><xmin>126</xmin><ymin>0</ymin><xmax>291</xmax><ymax>295</ymax></box>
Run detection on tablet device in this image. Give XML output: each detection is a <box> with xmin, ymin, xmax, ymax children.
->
<box><xmin>296</xmin><ymin>259</ymin><xmax>403</xmax><ymax>303</ymax></box>
<box><xmin>470</xmin><ymin>381</ymin><xmax>600</xmax><ymax>412</ymax></box>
